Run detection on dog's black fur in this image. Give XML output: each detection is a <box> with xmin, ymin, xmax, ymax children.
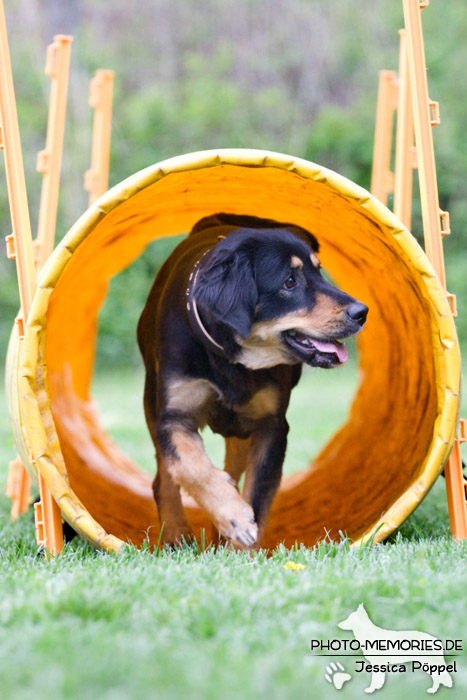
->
<box><xmin>137</xmin><ymin>213</ymin><xmax>368</xmax><ymax>547</ymax></box>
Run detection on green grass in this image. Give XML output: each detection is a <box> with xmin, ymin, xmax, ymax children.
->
<box><xmin>1</xmin><ymin>363</ymin><xmax>467</xmax><ymax>700</ymax></box>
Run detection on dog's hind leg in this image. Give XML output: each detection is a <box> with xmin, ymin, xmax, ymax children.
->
<box><xmin>143</xmin><ymin>369</ymin><xmax>193</xmax><ymax>546</ymax></box>
<box><xmin>224</xmin><ymin>436</ymin><xmax>251</xmax><ymax>486</ymax></box>
<box><xmin>153</xmin><ymin>452</ymin><xmax>194</xmax><ymax>546</ymax></box>
<box><xmin>365</xmin><ymin>670</ymin><xmax>386</xmax><ymax>694</ymax></box>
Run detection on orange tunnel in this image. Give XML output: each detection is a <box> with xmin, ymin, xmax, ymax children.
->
<box><xmin>7</xmin><ymin>149</ymin><xmax>461</xmax><ymax>552</ymax></box>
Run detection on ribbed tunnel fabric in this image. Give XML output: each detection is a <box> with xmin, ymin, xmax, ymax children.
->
<box><xmin>8</xmin><ymin>150</ymin><xmax>461</xmax><ymax>552</ymax></box>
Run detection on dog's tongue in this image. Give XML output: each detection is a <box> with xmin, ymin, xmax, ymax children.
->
<box><xmin>312</xmin><ymin>339</ymin><xmax>348</xmax><ymax>363</ymax></box>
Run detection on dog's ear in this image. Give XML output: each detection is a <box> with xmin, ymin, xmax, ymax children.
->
<box><xmin>192</xmin><ymin>213</ymin><xmax>274</xmax><ymax>234</ymax></box>
<box><xmin>285</xmin><ymin>224</ymin><xmax>319</xmax><ymax>253</ymax></box>
<box><xmin>191</xmin><ymin>214</ymin><xmax>319</xmax><ymax>253</ymax></box>
<box><xmin>194</xmin><ymin>248</ymin><xmax>257</xmax><ymax>339</ymax></box>
<box><xmin>191</xmin><ymin>214</ymin><xmax>226</xmax><ymax>235</ymax></box>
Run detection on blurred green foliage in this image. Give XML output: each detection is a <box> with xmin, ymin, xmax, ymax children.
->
<box><xmin>95</xmin><ymin>235</ymin><xmax>184</xmax><ymax>367</ymax></box>
<box><xmin>1</xmin><ymin>0</ymin><xmax>466</xmax><ymax>369</ymax></box>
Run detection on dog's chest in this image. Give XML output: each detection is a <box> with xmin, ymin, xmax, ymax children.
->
<box><xmin>209</xmin><ymin>384</ymin><xmax>280</xmax><ymax>437</ymax></box>
<box><xmin>166</xmin><ymin>376</ymin><xmax>280</xmax><ymax>436</ymax></box>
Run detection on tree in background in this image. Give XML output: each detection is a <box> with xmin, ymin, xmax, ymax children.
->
<box><xmin>1</xmin><ymin>0</ymin><xmax>466</xmax><ymax>366</ymax></box>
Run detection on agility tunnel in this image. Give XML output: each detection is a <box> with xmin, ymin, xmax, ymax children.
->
<box><xmin>6</xmin><ymin>149</ymin><xmax>461</xmax><ymax>552</ymax></box>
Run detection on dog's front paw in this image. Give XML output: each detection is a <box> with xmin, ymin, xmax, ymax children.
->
<box><xmin>229</xmin><ymin>518</ymin><xmax>258</xmax><ymax>547</ymax></box>
<box><xmin>217</xmin><ymin>503</ymin><xmax>258</xmax><ymax>548</ymax></box>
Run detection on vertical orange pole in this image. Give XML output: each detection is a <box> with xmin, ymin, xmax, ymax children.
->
<box><xmin>6</xmin><ymin>457</ymin><xmax>31</xmax><ymax>518</ymax></box>
<box><xmin>446</xmin><ymin>423</ymin><xmax>467</xmax><ymax>540</ymax></box>
<box><xmin>1</xmin><ymin>0</ymin><xmax>36</xmax><ymax>519</ymax></box>
<box><xmin>370</xmin><ymin>70</ymin><xmax>398</xmax><ymax>205</ymax></box>
<box><xmin>0</xmin><ymin>0</ymin><xmax>63</xmax><ymax>553</ymax></box>
<box><xmin>84</xmin><ymin>69</ymin><xmax>114</xmax><ymax>205</ymax></box>
<box><xmin>403</xmin><ymin>0</ymin><xmax>467</xmax><ymax>539</ymax></box>
<box><xmin>34</xmin><ymin>474</ymin><xmax>65</xmax><ymax>556</ymax></box>
<box><xmin>394</xmin><ymin>29</ymin><xmax>415</xmax><ymax>230</ymax></box>
<box><xmin>402</xmin><ymin>0</ymin><xmax>446</xmax><ymax>285</ymax></box>
<box><xmin>35</xmin><ymin>35</ymin><xmax>73</xmax><ymax>271</ymax></box>
<box><xmin>0</xmin><ymin>0</ymin><xmax>36</xmax><ymax>318</ymax></box>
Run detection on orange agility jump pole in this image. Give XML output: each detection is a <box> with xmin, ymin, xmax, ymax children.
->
<box><xmin>84</xmin><ymin>69</ymin><xmax>114</xmax><ymax>205</ymax></box>
<box><xmin>0</xmin><ymin>0</ymin><xmax>64</xmax><ymax>554</ymax></box>
<box><xmin>1</xmin><ymin>7</ymin><xmax>115</xmax><ymax>553</ymax></box>
<box><xmin>1</xmin><ymin>0</ymin><xmax>36</xmax><ymax>521</ymax></box>
<box><xmin>35</xmin><ymin>34</ymin><xmax>73</xmax><ymax>271</ymax></box>
<box><xmin>393</xmin><ymin>28</ymin><xmax>415</xmax><ymax>231</ymax></box>
<box><xmin>370</xmin><ymin>69</ymin><xmax>398</xmax><ymax>207</ymax></box>
<box><xmin>403</xmin><ymin>0</ymin><xmax>466</xmax><ymax>539</ymax></box>
<box><xmin>372</xmin><ymin>0</ymin><xmax>467</xmax><ymax>539</ymax></box>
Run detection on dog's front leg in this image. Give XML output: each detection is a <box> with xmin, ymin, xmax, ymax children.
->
<box><xmin>157</xmin><ymin>423</ymin><xmax>258</xmax><ymax>548</ymax></box>
<box><xmin>242</xmin><ymin>418</ymin><xmax>288</xmax><ymax>543</ymax></box>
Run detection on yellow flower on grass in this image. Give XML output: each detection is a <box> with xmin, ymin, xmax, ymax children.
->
<box><xmin>283</xmin><ymin>561</ymin><xmax>306</xmax><ymax>571</ymax></box>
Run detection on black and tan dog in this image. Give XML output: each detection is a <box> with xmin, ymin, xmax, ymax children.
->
<box><xmin>137</xmin><ymin>214</ymin><xmax>368</xmax><ymax>548</ymax></box>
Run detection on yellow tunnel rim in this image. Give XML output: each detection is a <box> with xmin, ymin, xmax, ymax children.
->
<box><xmin>18</xmin><ymin>148</ymin><xmax>461</xmax><ymax>552</ymax></box>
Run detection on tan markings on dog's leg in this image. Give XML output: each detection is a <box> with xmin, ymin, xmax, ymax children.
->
<box><xmin>290</xmin><ymin>255</ymin><xmax>303</xmax><ymax>269</ymax></box>
<box><xmin>165</xmin><ymin>377</ymin><xmax>215</xmax><ymax>414</ymax></box>
<box><xmin>168</xmin><ymin>430</ymin><xmax>258</xmax><ymax>548</ymax></box>
<box><xmin>154</xmin><ymin>451</ymin><xmax>193</xmax><ymax>545</ymax></box>
<box><xmin>224</xmin><ymin>436</ymin><xmax>251</xmax><ymax>484</ymax></box>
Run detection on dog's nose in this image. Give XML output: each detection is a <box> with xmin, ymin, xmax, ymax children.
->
<box><xmin>346</xmin><ymin>302</ymin><xmax>368</xmax><ymax>326</ymax></box>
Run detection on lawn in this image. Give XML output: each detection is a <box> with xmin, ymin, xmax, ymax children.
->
<box><xmin>1</xmin><ymin>362</ymin><xmax>467</xmax><ymax>700</ymax></box>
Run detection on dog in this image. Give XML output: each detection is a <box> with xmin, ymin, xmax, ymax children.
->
<box><xmin>137</xmin><ymin>213</ymin><xmax>368</xmax><ymax>548</ymax></box>
<box><xmin>338</xmin><ymin>604</ymin><xmax>454</xmax><ymax>694</ymax></box>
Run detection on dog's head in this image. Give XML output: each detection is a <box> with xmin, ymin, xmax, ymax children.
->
<box><xmin>193</xmin><ymin>214</ymin><xmax>368</xmax><ymax>369</ymax></box>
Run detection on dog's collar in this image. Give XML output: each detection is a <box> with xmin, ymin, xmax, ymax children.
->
<box><xmin>186</xmin><ymin>248</ymin><xmax>226</xmax><ymax>357</ymax></box>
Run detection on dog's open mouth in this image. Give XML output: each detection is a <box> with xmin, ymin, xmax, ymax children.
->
<box><xmin>282</xmin><ymin>330</ymin><xmax>348</xmax><ymax>367</ymax></box>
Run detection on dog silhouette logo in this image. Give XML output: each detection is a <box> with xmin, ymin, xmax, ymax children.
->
<box><xmin>336</xmin><ymin>604</ymin><xmax>453</xmax><ymax>694</ymax></box>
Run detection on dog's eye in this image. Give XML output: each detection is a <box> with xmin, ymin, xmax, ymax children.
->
<box><xmin>284</xmin><ymin>274</ymin><xmax>297</xmax><ymax>290</ymax></box>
